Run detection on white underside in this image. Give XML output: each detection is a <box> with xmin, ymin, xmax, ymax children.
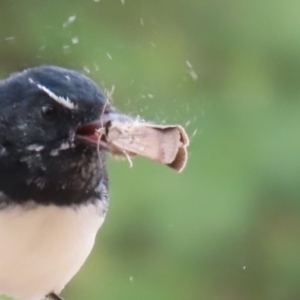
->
<box><xmin>0</xmin><ymin>202</ymin><xmax>106</xmax><ymax>300</ymax></box>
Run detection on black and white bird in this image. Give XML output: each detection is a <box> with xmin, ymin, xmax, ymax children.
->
<box><xmin>0</xmin><ymin>65</ymin><xmax>123</xmax><ymax>300</ymax></box>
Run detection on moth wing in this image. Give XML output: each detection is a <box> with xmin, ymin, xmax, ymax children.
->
<box><xmin>107</xmin><ymin>123</ymin><xmax>181</xmax><ymax>164</ymax></box>
<box><xmin>144</xmin><ymin>124</ymin><xmax>190</xmax><ymax>147</ymax></box>
<box><xmin>167</xmin><ymin>146</ymin><xmax>188</xmax><ymax>172</ymax></box>
<box><xmin>142</xmin><ymin>124</ymin><xmax>189</xmax><ymax>172</ymax></box>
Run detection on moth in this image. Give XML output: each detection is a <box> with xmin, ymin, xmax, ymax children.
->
<box><xmin>96</xmin><ymin>118</ymin><xmax>189</xmax><ymax>172</ymax></box>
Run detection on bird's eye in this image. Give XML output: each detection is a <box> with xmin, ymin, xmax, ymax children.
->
<box><xmin>40</xmin><ymin>105</ymin><xmax>58</xmax><ymax>120</ymax></box>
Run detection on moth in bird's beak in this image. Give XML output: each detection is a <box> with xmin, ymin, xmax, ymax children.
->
<box><xmin>76</xmin><ymin>112</ymin><xmax>189</xmax><ymax>172</ymax></box>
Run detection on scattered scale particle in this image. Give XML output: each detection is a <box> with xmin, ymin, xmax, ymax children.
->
<box><xmin>104</xmin><ymin>85</ymin><xmax>115</xmax><ymax>101</ymax></box>
<box><xmin>129</xmin><ymin>276</ymin><xmax>133</xmax><ymax>282</ymax></box>
<box><xmin>188</xmin><ymin>70</ymin><xmax>198</xmax><ymax>81</ymax></box>
<box><xmin>140</xmin><ymin>18</ymin><xmax>144</xmax><ymax>26</ymax></box>
<box><xmin>5</xmin><ymin>36</ymin><xmax>15</xmax><ymax>41</ymax></box>
<box><xmin>83</xmin><ymin>66</ymin><xmax>90</xmax><ymax>74</ymax></box>
<box><xmin>243</xmin><ymin>266</ymin><xmax>246</xmax><ymax>270</ymax></box>
<box><xmin>71</xmin><ymin>37</ymin><xmax>79</xmax><ymax>44</ymax></box>
<box><xmin>192</xmin><ymin>129</ymin><xmax>198</xmax><ymax>138</ymax></box>
<box><xmin>150</xmin><ymin>42</ymin><xmax>156</xmax><ymax>47</ymax></box>
<box><xmin>62</xmin><ymin>45</ymin><xmax>71</xmax><ymax>54</ymax></box>
<box><xmin>94</xmin><ymin>0</ymin><xmax>100</xmax><ymax>2</ymax></box>
<box><xmin>147</xmin><ymin>94</ymin><xmax>154</xmax><ymax>99</ymax></box>
<box><xmin>63</xmin><ymin>15</ymin><xmax>76</xmax><ymax>28</ymax></box>
<box><xmin>185</xmin><ymin>60</ymin><xmax>193</xmax><ymax>68</ymax></box>
<box><xmin>93</xmin><ymin>63</ymin><xmax>99</xmax><ymax>72</ymax></box>
<box><xmin>121</xmin><ymin>0</ymin><xmax>125</xmax><ymax>4</ymax></box>
<box><xmin>185</xmin><ymin>60</ymin><xmax>198</xmax><ymax>81</ymax></box>
<box><xmin>106</xmin><ymin>53</ymin><xmax>112</xmax><ymax>60</ymax></box>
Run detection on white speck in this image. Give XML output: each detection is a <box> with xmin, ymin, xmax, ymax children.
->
<box><xmin>60</xmin><ymin>142</ymin><xmax>70</xmax><ymax>150</ymax></box>
<box><xmin>71</xmin><ymin>37</ymin><xmax>79</xmax><ymax>44</ymax></box>
<box><xmin>147</xmin><ymin>93</ymin><xmax>154</xmax><ymax>99</ymax></box>
<box><xmin>39</xmin><ymin>45</ymin><xmax>46</xmax><ymax>51</ymax></box>
<box><xmin>63</xmin><ymin>15</ymin><xmax>76</xmax><ymax>28</ymax></box>
<box><xmin>185</xmin><ymin>120</ymin><xmax>191</xmax><ymax>127</ymax></box>
<box><xmin>62</xmin><ymin>45</ymin><xmax>71</xmax><ymax>54</ymax></box>
<box><xmin>93</xmin><ymin>63</ymin><xmax>99</xmax><ymax>71</ymax></box>
<box><xmin>188</xmin><ymin>70</ymin><xmax>198</xmax><ymax>81</ymax></box>
<box><xmin>192</xmin><ymin>129</ymin><xmax>198</xmax><ymax>137</ymax></box>
<box><xmin>129</xmin><ymin>276</ymin><xmax>133</xmax><ymax>282</ymax></box>
<box><xmin>26</xmin><ymin>144</ymin><xmax>44</xmax><ymax>152</ymax></box>
<box><xmin>140</xmin><ymin>18</ymin><xmax>144</xmax><ymax>26</ymax></box>
<box><xmin>5</xmin><ymin>36</ymin><xmax>15</xmax><ymax>41</ymax></box>
<box><xmin>50</xmin><ymin>149</ymin><xmax>59</xmax><ymax>156</ymax></box>
<box><xmin>243</xmin><ymin>266</ymin><xmax>246</xmax><ymax>270</ymax></box>
<box><xmin>121</xmin><ymin>0</ymin><xmax>125</xmax><ymax>4</ymax></box>
<box><xmin>65</xmin><ymin>75</ymin><xmax>71</xmax><ymax>81</ymax></box>
<box><xmin>185</xmin><ymin>60</ymin><xmax>193</xmax><ymax>68</ymax></box>
<box><xmin>150</xmin><ymin>42</ymin><xmax>156</xmax><ymax>47</ymax></box>
<box><xmin>104</xmin><ymin>85</ymin><xmax>115</xmax><ymax>102</ymax></box>
<box><xmin>135</xmin><ymin>115</ymin><xmax>145</xmax><ymax>123</ymax></box>
<box><xmin>186</xmin><ymin>60</ymin><xmax>198</xmax><ymax>80</ymax></box>
<box><xmin>0</xmin><ymin>146</ymin><xmax>7</xmax><ymax>157</ymax></box>
<box><xmin>94</xmin><ymin>0</ymin><xmax>100</xmax><ymax>2</ymax></box>
<box><xmin>83</xmin><ymin>66</ymin><xmax>90</xmax><ymax>74</ymax></box>
<box><xmin>106</xmin><ymin>53</ymin><xmax>112</xmax><ymax>60</ymax></box>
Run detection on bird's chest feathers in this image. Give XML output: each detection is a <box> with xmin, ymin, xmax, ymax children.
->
<box><xmin>0</xmin><ymin>202</ymin><xmax>106</xmax><ymax>300</ymax></box>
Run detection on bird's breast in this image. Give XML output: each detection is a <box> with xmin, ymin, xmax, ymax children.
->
<box><xmin>0</xmin><ymin>200</ymin><xmax>107</xmax><ymax>300</ymax></box>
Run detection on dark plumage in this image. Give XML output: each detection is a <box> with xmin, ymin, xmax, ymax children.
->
<box><xmin>0</xmin><ymin>65</ymin><xmax>110</xmax><ymax>206</ymax></box>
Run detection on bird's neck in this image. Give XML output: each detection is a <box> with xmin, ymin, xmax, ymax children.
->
<box><xmin>0</xmin><ymin>147</ymin><xmax>108</xmax><ymax>206</ymax></box>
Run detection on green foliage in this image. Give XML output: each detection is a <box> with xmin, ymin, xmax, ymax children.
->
<box><xmin>1</xmin><ymin>1</ymin><xmax>300</xmax><ymax>299</ymax></box>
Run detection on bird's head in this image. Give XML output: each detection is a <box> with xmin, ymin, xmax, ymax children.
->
<box><xmin>0</xmin><ymin>65</ymin><xmax>117</xmax><ymax>206</ymax></box>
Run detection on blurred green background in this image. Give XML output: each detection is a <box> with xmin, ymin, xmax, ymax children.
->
<box><xmin>1</xmin><ymin>0</ymin><xmax>300</xmax><ymax>299</ymax></box>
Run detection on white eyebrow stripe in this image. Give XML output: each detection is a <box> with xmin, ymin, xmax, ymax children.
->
<box><xmin>36</xmin><ymin>83</ymin><xmax>77</xmax><ymax>110</ymax></box>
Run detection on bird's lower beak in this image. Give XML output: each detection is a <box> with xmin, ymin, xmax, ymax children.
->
<box><xmin>75</xmin><ymin>112</ymin><xmax>131</xmax><ymax>145</ymax></box>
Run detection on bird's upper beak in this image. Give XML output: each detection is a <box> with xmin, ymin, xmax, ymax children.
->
<box><xmin>75</xmin><ymin>112</ymin><xmax>131</xmax><ymax>145</ymax></box>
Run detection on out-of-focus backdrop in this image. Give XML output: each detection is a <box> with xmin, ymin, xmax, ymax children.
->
<box><xmin>1</xmin><ymin>1</ymin><xmax>300</xmax><ymax>299</ymax></box>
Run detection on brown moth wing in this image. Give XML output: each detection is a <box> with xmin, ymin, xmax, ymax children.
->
<box><xmin>144</xmin><ymin>124</ymin><xmax>189</xmax><ymax>172</ymax></box>
<box><xmin>167</xmin><ymin>146</ymin><xmax>188</xmax><ymax>172</ymax></box>
<box><xmin>107</xmin><ymin>122</ymin><xmax>182</xmax><ymax>164</ymax></box>
<box><xmin>145</xmin><ymin>124</ymin><xmax>190</xmax><ymax>147</ymax></box>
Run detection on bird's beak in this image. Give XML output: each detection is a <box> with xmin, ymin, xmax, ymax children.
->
<box><xmin>75</xmin><ymin>112</ymin><xmax>131</xmax><ymax>145</ymax></box>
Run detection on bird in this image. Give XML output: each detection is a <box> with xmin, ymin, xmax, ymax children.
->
<box><xmin>0</xmin><ymin>65</ymin><xmax>121</xmax><ymax>300</ymax></box>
